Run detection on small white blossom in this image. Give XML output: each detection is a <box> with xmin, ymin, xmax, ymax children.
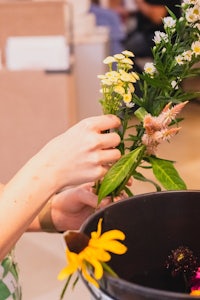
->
<box><xmin>163</xmin><ymin>16</ymin><xmax>176</xmax><ymax>28</ymax></box>
<box><xmin>182</xmin><ymin>50</ymin><xmax>193</xmax><ymax>61</ymax></box>
<box><xmin>125</xmin><ymin>102</ymin><xmax>135</xmax><ymax>108</ymax></box>
<box><xmin>191</xmin><ymin>40</ymin><xmax>200</xmax><ymax>56</ymax></box>
<box><xmin>171</xmin><ymin>80</ymin><xmax>179</xmax><ymax>90</ymax></box>
<box><xmin>144</xmin><ymin>62</ymin><xmax>156</xmax><ymax>76</ymax></box>
<box><xmin>153</xmin><ymin>31</ymin><xmax>169</xmax><ymax>44</ymax></box>
<box><xmin>185</xmin><ymin>7</ymin><xmax>199</xmax><ymax>23</ymax></box>
<box><xmin>175</xmin><ymin>55</ymin><xmax>184</xmax><ymax>65</ymax></box>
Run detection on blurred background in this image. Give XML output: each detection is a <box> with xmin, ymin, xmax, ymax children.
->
<box><xmin>0</xmin><ymin>0</ymin><xmax>199</xmax><ymax>299</ymax></box>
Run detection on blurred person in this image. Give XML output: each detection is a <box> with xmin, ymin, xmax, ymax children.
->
<box><xmin>90</xmin><ymin>0</ymin><xmax>126</xmax><ymax>54</ymax></box>
<box><xmin>124</xmin><ymin>0</ymin><xmax>181</xmax><ymax>58</ymax></box>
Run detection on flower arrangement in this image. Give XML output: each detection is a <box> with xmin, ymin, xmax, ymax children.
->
<box><xmin>58</xmin><ymin>1</ymin><xmax>200</xmax><ymax>298</ymax></box>
<box><xmin>96</xmin><ymin>0</ymin><xmax>200</xmax><ymax>203</ymax></box>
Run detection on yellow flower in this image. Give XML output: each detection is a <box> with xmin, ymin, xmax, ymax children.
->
<box><xmin>121</xmin><ymin>58</ymin><xmax>134</xmax><ymax>65</ymax></box>
<box><xmin>114</xmin><ymin>53</ymin><xmax>125</xmax><ymax>60</ymax></box>
<box><xmin>123</xmin><ymin>93</ymin><xmax>132</xmax><ymax>104</ymax></box>
<box><xmin>119</xmin><ymin>69</ymin><xmax>134</xmax><ymax>82</ymax></box>
<box><xmin>190</xmin><ymin>290</ymin><xmax>200</xmax><ymax>296</ymax></box>
<box><xmin>58</xmin><ymin>218</ymin><xmax>127</xmax><ymax>288</ymax></box>
<box><xmin>122</xmin><ymin>50</ymin><xmax>135</xmax><ymax>57</ymax></box>
<box><xmin>103</xmin><ymin>56</ymin><xmax>116</xmax><ymax>64</ymax></box>
<box><xmin>114</xmin><ymin>85</ymin><xmax>125</xmax><ymax>95</ymax></box>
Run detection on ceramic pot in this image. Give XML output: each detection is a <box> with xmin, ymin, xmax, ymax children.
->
<box><xmin>80</xmin><ymin>190</ymin><xmax>200</xmax><ymax>300</ymax></box>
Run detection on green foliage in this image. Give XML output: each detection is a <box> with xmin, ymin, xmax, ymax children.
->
<box><xmin>98</xmin><ymin>146</ymin><xmax>145</xmax><ymax>203</ymax></box>
<box><xmin>149</xmin><ymin>156</ymin><xmax>187</xmax><ymax>190</ymax></box>
<box><xmin>96</xmin><ymin>2</ymin><xmax>199</xmax><ymax>204</ymax></box>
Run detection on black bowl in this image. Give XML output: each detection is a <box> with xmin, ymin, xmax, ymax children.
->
<box><xmin>80</xmin><ymin>190</ymin><xmax>200</xmax><ymax>300</ymax></box>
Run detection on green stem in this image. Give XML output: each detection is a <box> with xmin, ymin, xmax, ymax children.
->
<box><xmin>60</xmin><ymin>275</ymin><xmax>72</xmax><ymax>300</ymax></box>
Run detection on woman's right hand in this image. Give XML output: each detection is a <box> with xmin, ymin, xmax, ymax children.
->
<box><xmin>35</xmin><ymin>114</ymin><xmax>121</xmax><ymax>191</ymax></box>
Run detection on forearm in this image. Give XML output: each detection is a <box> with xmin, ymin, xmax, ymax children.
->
<box><xmin>136</xmin><ymin>0</ymin><xmax>167</xmax><ymax>24</ymax></box>
<box><xmin>0</xmin><ymin>154</ymin><xmax>58</xmax><ymax>260</ymax></box>
<box><xmin>27</xmin><ymin>199</ymin><xmax>59</xmax><ymax>233</ymax></box>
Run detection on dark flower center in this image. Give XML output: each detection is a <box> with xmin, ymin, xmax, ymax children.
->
<box><xmin>64</xmin><ymin>231</ymin><xmax>90</xmax><ymax>254</ymax></box>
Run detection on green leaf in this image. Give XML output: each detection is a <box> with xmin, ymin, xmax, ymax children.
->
<box><xmin>133</xmin><ymin>170</ymin><xmax>161</xmax><ymax>191</ymax></box>
<box><xmin>98</xmin><ymin>146</ymin><xmax>145</xmax><ymax>203</ymax></box>
<box><xmin>149</xmin><ymin>156</ymin><xmax>187</xmax><ymax>190</ymax></box>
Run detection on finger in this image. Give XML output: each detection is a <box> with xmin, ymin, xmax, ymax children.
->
<box><xmin>101</xmin><ymin>132</ymin><xmax>121</xmax><ymax>149</ymax></box>
<box><xmin>100</xmin><ymin>148</ymin><xmax>121</xmax><ymax>165</ymax></box>
<box><xmin>90</xmin><ymin>115</ymin><xmax>121</xmax><ymax>132</ymax></box>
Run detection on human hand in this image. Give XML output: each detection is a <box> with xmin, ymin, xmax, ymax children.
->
<box><xmin>34</xmin><ymin>115</ymin><xmax>121</xmax><ymax>193</ymax></box>
<box><xmin>50</xmin><ymin>183</ymin><xmax>113</xmax><ymax>232</ymax></box>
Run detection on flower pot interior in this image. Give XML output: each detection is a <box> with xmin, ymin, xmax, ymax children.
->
<box><xmin>81</xmin><ymin>190</ymin><xmax>200</xmax><ymax>300</ymax></box>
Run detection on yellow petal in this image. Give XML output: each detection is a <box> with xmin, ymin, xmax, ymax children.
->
<box><xmin>87</xmin><ymin>257</ymin><xmax>104</xmax><ymax>280</ymax></box>
<box><xmin>82</xmin><ymin>264</ymin><xmax>99</xmax><ymax>288</ymax></box>
<box><xmin>57</xmin><ymin>251</ymin><xmax>80</xmax><ymax>280</ymax></box>
<box><xmin>91</xmin><ymin>218</ymin><xmax>103</xmax><ymax>239</ymax></box>
<box><xmin>58</xmin><ymin>265</ymin><xmax>75</xmax><ymax>280</ymax></box>
<box><xmin>92</xmin><ymin>248</ymin><xmax>111</xmax><ymax>262</ymax></box>
<box><xmin>89</xmin><ymin>237</ymin><xmax>127</xmax><ymax>255</ymax></box>
<box><xmin>100</xmin><ymin>229</ymin><xmax>126</xmax><ymax>241</ymax></box>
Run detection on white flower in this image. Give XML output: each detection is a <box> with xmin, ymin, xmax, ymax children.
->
<box><xmin>185</xmin><ymin>7</ymin><xmax>199</xmax><ymax>23</ymax></box>
<box><xmin>171</xmin><ymin>80</ymin><xmax>179</xmax><ymax>90</ymax></box>
<box><xmin>191</xmin><ymin>40</ymin><xmax>200</xmax><ymax>56</ymax></box>
<box><xmin>194</xmin><ymin>22</ymin><xmax>200</xmax><ymax>31</ymax></box>
<box><xmin>125</xmin><ymin>102</ymin><xmax>135</xmax><ymax>108</ymax></box>
<box><xmin>144</xmin><ymin>62</ymin><xmax>156</xmax><ymax>76</ymax></box>
<box><xmin>175</xmin><ymin>55</ymin><xmax>184</xmax><ymax>65</ymax></box>
<box><xmin>163</xmin><ymin>16</ymin><xmax>176</xmax><ymax>28</ymax></box>
<box><xmin>182</xmin><ymin>50</ymin><xmax>193</xmax><ymax>61</ymax></box>
<box><xmin>153</xmin><ymin>31</ymin><xmax>168</xmax><ymax>44</ymax></box>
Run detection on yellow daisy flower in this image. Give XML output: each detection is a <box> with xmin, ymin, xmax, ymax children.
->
<box><xmin>58</xmin><ymin>218</ymin><xmax>127</xmax><ymax>288</ymax></box>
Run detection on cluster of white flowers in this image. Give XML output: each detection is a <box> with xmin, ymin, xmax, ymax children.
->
<box><xmin>153</xmin><ymin>31</ymin><xmax>169</xmax><ymax>44</ymax></box>
<box><xmin>182</xmin><ymin>0</ymin><xmax>200</xmax><ymax>27</ymax></box>
<box><xmin>144</xmin><ymin>0</ymin><xmax>200</xmax><ymax>74</ymax></box>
